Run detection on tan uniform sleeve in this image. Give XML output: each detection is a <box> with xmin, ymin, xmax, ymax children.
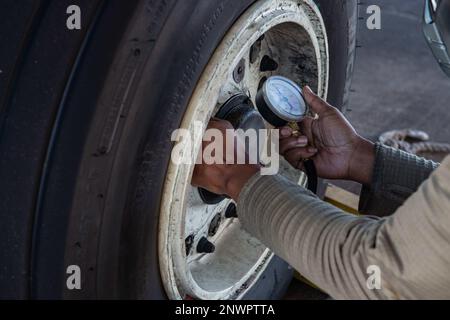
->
<box><xmin>237</xmin><ymin>156</ymin><xmax>450</xmax><ymax>299</ymax></box>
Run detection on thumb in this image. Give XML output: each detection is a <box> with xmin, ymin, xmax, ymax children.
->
<box><xmin>303</xmin><ymin>86</ymin><xmax>331</xmax><ymax>114</ymax></box>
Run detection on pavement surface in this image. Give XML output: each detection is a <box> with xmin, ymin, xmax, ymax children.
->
<box><xmin>347</xmin><ymin>0</ymin><xmax>450</xmax><ymax>144</ymax></box>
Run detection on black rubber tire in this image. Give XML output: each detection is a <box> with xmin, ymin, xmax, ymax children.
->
<box><xmin>316</xmin><ymin>0</ymin><xmax>358</xmax><ymax>111</ymax></box>
<box><xmin>0</xmin><ymin>0</ymin><xmax>357</xmax><ymax>299</ymax></box>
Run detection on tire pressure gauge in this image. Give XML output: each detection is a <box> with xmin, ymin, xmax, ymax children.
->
<box><xmin>256</xmin><ymin>76</ymin><xmax>309</xmax><ymax>127</ymax></box>
<box><xmin>256</xmin><ymin>76</ymin><xmax>318</xmax><ymax>194</ymax></box>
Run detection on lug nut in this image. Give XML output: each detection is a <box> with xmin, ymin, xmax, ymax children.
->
<box><xmin>225</xmin><ymin>203</ymin><xmax>238</xmax><ymax>218</ymax></box>
<box><xmin>197</xmin><ymin>237</ymin><xmax>215</xmax><ymax>254</ymax></box>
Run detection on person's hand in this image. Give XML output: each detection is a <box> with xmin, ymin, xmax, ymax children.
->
<box><xmin>279</xmin><ymin>86</ymin><xmax>375</xmax><ymax>185</ymax></box>
<box><xmin>191</xmin><ymin>119</ymin><xmax>260</xmax><ymax>201</ymax></box>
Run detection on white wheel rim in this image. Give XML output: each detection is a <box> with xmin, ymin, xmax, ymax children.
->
<box><xmin>159</xmin><ymin>0</ymin><xmax>329</xmax><ymax>300</ymax></box>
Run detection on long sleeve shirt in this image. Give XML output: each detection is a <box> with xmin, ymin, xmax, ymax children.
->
<box><xmin>237</xmin><ymin>144</ymin><xmax>450</xmax><ymax>299</ymax></box>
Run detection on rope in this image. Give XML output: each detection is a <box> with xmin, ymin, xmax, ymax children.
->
<box><xmin>379</xmin><ymin>129</ymin><xmax>450</xmax><ymax>156</ymax></box>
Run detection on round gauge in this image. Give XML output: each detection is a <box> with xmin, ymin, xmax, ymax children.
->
<box><xmin>256</xmin><ymin>76</ymin><xmax>308</xmax><ymax>127</ymax></box>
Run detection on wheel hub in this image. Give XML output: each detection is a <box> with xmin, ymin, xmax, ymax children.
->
<box><xmin>198</xmin><ymin>94</ymin><xmax>266</xmax><ymax>204</ymax></box>
<box><xmin>159</xmin><ymin>0</ymin><xmax>329</xmax><ymax>300</ymax></box>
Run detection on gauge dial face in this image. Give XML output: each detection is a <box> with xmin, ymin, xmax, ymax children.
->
<box><xmin>263</xmin><ymin>76</ymin><xmax>307</xmax><ymax>122</ymax></box>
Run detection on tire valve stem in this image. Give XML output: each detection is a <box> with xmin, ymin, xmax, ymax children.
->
<box><xmin>197</xmin><ymin>237</ymin><xmax>215</xmax><ymax>254</ymax></box>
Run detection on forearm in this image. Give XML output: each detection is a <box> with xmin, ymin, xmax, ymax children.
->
<box><xmin>237</xmin><ymin>155</ymin><xmax>450</xmax><ymax>299</ymax></box>
<box><xmin>237</xmin><ymin>174</ymin><xmax>388</xmax><ymax>299</ymax></box>
<box><xmin>225</xmin><ymin>164</ymin><xmax>261</xmax><ymax>201</ymax></box>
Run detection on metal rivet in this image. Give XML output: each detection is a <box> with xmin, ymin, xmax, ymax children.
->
<box><xmin>233</xmin><ymin>59</ymin><xmax>246</xmax><ymax>83</ymax></box>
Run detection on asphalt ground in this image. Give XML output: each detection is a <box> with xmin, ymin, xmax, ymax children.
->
<box><xmin>347</xmin><ymin>0</ymin><xmax>450</xmax><ymax>144</ymax></box>
<box><xmin>328</xmin><ymin>0</ymin><xmax>450</xmax><ymax>195</ymax></box>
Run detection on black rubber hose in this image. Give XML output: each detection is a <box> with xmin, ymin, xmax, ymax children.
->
<box><xmin>304</xmin><ymin>159</ymin><xmax>318</xmax><ymax>194</ymax></box>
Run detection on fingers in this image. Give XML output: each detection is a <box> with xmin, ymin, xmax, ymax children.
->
<box><xmin>280</xmin><ymin>127</ymin><xmax>293</xmax><ymax>138</ymax></box>
<box><xmin>279</xmin><ymin>135</ymin><xmax>309</xmax><ymax>154</ymax></box>
<box><xmin>303</xmin><ymin>86</ymin><xmax>332</xmax><ymax>114</ymax></box>
<box><xmin>284</xmin><ymin>147</ymin><xmax>318</xmax><ymax>168</ymax></box>
<box><xmin>298</xmin><ymin>117</ymin><xmax>316</xmax><ymax>147</ymax></box>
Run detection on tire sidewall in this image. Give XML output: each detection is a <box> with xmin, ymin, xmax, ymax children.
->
<box><xmin>62</xmin><ymin>0</ymin><xmax>356</xmax><ymax>299</ymax></box>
